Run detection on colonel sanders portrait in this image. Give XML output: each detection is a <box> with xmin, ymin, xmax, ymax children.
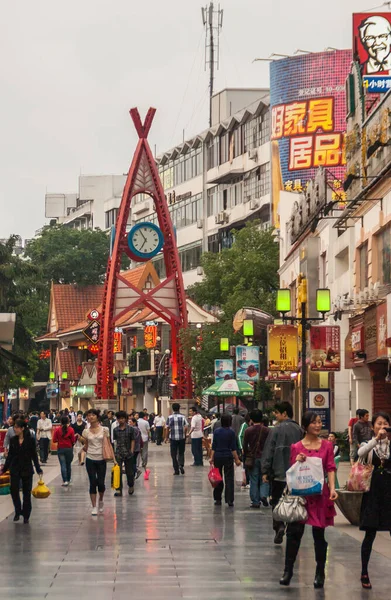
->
<box><xmin>359</xmin><ymin>15</ymin><xmax>391</xmax><ymax>74</ymax></box>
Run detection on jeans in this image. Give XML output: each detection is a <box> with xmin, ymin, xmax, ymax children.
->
<box><xmin>170</xmin><ymin>439</ymin><xmax>186</xmax><ymax>473</ymax></box>
<box><xmin>39</xmin><ymin>438</ymin><xmax>50</xmax><ymax>462</ymax></box>
<box><xmin>115</xmin><ymin>455</ymin><xmax>134</xmax><ymax>491</ymax></box>
<box><xmin>213</xmin><ymin>456</ymin><xmax>234</xmax><ymax>505</ymax></box>
<box><xmin>271</xmin><ymin>479</ymin><xmax>287</xmax><ymax>532</ymax></box>
<box><xmin>249</xmin><ymin>458</ymin><xmax>270</xmax><ymax>505</ymax></box>
<box><xmin>57</xmin><ymin>448</ymin><xmax>73</xmax><ymax>483</ymax></box>
<box><xmin>191</xmin><ymin>437</ymin><xmax>203</xmax><ymax>465</ymax></box>
<box><xmin>85</xmin><ymin>458</ymin><xmax>107</xmax><ymax>494</ymax></box>
<box><xmin>155</xmin><ymin>427</ymin><xmax>164</xmax><ymax>445</ymax></box>
<box><xmin>10</xmin><ymin>472</ymin><xmax>33</xmax><ymax>519</ymax></box>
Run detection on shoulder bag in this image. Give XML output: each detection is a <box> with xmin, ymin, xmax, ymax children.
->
<box><xmin>273</xmin><ymin>487</ymin><xmax>308</xmax><ymax>523</ymax></box>
<box><xmin>244</xmin><ymin>426</ymin><xmax>263</xmax><ymax>470</ymax></box>
<box><xmin>102</xmin><ymin>428</ymin><xmax>115</xmax><ymax>462</ymax></box>
<box><xmin>347</xmin><ymin>448</ymin><xmax>374</xmax><ymax>492</ymax></box>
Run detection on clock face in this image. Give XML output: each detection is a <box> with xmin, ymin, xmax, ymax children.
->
<box><xmin>128</xmin><ymin>222</ymin><xmax>164</xmax><ymax>260</ymax></box>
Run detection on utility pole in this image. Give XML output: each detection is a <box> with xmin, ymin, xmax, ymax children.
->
<box><xmin>202</xmin><ymin>2</ymin><xmax>223</xmax><ymax>127</ymax></box>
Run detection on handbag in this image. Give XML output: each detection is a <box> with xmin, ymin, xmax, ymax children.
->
<box><xmin>273</xmin><ymin>488</ymin><xmax>308</xmax><ymax>523</ymax></box>
<box><xmin>244</xmin><ymin>426</ymin><xmax>264</xmax><ymax>470</ymax></box>
<box><xmin>347</xmin><ymin>451</ymin><xmax>374</xmax><ymax>492</ymax></box>
<box><xmin>111</xmin><ymin>464</ymin><xmax>121</xmax><ymax>489</ymax></box>
<box><xmin>102</xmin><ymin>430</ymin><xmax>115</xmax><ymax>462</ymax></box>
<box><xmin>32</xmin><ymin>478</ymin><xmax>51</xmax><ymax>499</ymax></box>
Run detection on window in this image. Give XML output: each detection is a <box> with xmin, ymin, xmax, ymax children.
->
<box><xmin>105</xmin><ymin>209</ymin><xmax>118</xmax><ymax>229</ymax></box>
<box><xmin>220</xmin><ymin>132</ymin><xmax>229</xmax><ymax>165</ymax></box>
<box><xmin>232</xmin><ymin>126</ymin><xmax>243</xmax><ymax>158</ymax></box>
<box><xmin>208</xmin><ymin>234</ymin><xmax>220</xmax><ymax>253</ymax></box>
<box><xmin>244</xmin><ymin>168</ymin><xmax>260</xmax><ymax>201</ymax></box>
<box><xmin>179</xmin><ymin>243</ymin><xmax>202</xmax><ymax>272</ymax></box>
<box><xmin>260</xmin><ymin>163</ymin><xmax>270</xmax><ymax>196</ymax></box>
<box><xmin>137</xmin><ymin>193</ymin><xmax>203</xmax><ymax>231</ymax></box>
<box><xmin>153</xmin><ymin>257</ymin><xmax>166</xmax><ymax>279</ymax></box>
<box><xmin>377</xmin><ymin>227</ymin><xmax>391</xmax><ymax>285</ymax></box>
<box><xmin>158</xmin><ymin>147</ymin><xmax>202</xmax><ymax>190</ymax></box>
<box><xmin>260</xmin><ymin>109</ymin><xmax>270</xmax><ymax>145</ymax></box>
<box><xmin>207</xmin><ymin>137</ymin><xmax>220</xmax><ymax>170</ymax></box>
<box><xmin>207</xmin><ymin>187</ymin><xmax>220</xmax><ymax>217</ymax></box>
<box><xmin>359</xmin><ymin>242</ymin><xmax>369</xmax><ymax>290</ymax></box>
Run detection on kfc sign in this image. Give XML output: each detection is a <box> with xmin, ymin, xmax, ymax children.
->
<box><xmin>353</xmin><ymin>13</ymin><xmax>391</xmax><ymax>92</ymax></box>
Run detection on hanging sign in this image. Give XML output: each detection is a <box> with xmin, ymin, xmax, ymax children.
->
<box><xmin>113</xmin><ymin>331</ymin><xmax>123</xmax><ymax>353</ymax></box>
<box><xmin>310</xmin><ymin>326</ymin><xmax>341</xmax><ymax>371</ymax></box>
<box><xmin>236</xmin><ymin>346</ymin><xmax>260</xmax><ymax>382</ymax></box>
<box><xmin>83</xmin><ymin>320</ymin><xmax>100</xmax><ymax>344</ymax></box>
<box><xmin>144</xmin><ymin>325</ymin><xmax>157</xmax><ymax>349</ymax></box>
<box><xmin>268</xmin><ymin>325</ymin><xmax>298</xmax><ymax>371</ymax></box>
<box><xmin>214</xmin><ymin>359</ymin><xmax>234</xmax><ymax>383</ymax></box>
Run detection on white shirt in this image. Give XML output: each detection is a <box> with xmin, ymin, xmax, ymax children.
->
<box><xmin>137</xmin><ymin>418</ymin><xmax>150</xmax><ymax>443</ymax></box>
<box><xmin>37</xmin><ymin>418</ymin><xmax>53</xmax><ymax>440</ymax></box>
<box><xmin>154</xmin><ymin>416</ymin><xmax>165</xmax><ymax>427</ymax></box>
<box><xmin>82</xmin><ymin>426</ymin><xmax>109</xmax><ymax>461</ymax></box>
<box><xmin>190</xmin><ymin>414</ymin><xmax>204</xmax><ymax>439</ymax></box>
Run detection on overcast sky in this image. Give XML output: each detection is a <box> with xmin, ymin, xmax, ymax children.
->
<box><xmin>0</xmin><ymin>0</ymin><xmax>367</xmax><ymax>238</ymax></box>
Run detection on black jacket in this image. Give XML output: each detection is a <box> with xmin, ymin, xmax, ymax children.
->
<box><xmin>4</xmin><ymin>433</ymin><xmax>42</xmax><ymax>476</ymax></box>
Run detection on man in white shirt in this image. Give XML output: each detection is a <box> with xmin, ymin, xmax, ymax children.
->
<box><xmin>37</xmin><ymin>411</ymin><xmax>53</xmax><ymax>463</ymax></box>
<box><xmin>137</xmin><ymin>412</ymin><xmax>151</xmax><ymax>470</ymax></box>
<box><xmin>68</xmin><ymin>406</ymin><xmax>77</xmax><ymax>424</ymax></box>
<box><xmin>153</xmin><ymin>413</ymin><xmax>165</xmax><ymax>446</ymax></box>
<box><xmin>189</xmin><ymin>406</ymin><xmax>204</xmax><ymax>466</ymax></box>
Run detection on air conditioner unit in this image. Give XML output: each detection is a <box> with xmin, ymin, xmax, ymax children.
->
<box><xmin>249</xmin><ymin>199</ymin><xmax>259</xmax><ymax>210</ymax></box>
<box><xmin>196</xmin><ymin>266</ymin><xmax>203</xmax><ymax>276</ymax></box>
<box><xmin>248</xmin><ymin>149</ymin><xmax>258</xmax><ymax>161</ymax></box>
<box><xmin>197</xmin><ymin>219</ymin><xmax>203</xmax><ymax>229</ymax></box>
<box><xmin>215</xmin><ymin>211</ymin><xmax>229</xmax><ymax>225</ymax></box>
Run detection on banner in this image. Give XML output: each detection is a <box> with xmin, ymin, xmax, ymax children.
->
<box><xmin>308</xmin><ymin>389</ymin><xmax>331</xmax><ymax>431</ymax></box>
<box><xmin>214</xmin><ymin>359</ymin><xmax>234</xmax><ymax>383</ymax></box>
<box><xmin>353</xmin><ymin>13</ymin><xmax>391</xmax><ymax>91</ymax></box>
<box><xmin>310</xmin><ymin>326</ymin><xmax>341</xmax><ymax>371</ymax></box>
<box><xmin>268</xmin><ymin>325</ymin><xmax>298</xmax><ymax>377</ymax></box>
<box><xmin>235</xmin><ymin>346</ymin><xmax>260</xmax><ymax>382</ymax></box>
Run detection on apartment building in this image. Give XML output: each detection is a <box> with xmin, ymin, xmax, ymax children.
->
<box><xmin>44</xmin><ymin>88</ymin><xmax>272</xmax><ymax>289</ymax></box>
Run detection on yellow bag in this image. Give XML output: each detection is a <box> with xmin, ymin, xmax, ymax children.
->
<box><xmin>32</xmin><ymin>479</ymin><xmax>51</xmax><ymax>499</ymax></box>
<box><xmin>111</xmin><ymin>464</ymin><xmax>121</xmax><ymax>490</ymax></box>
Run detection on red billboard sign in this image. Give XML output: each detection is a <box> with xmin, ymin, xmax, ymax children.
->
<box><xmin>353</xmin><ymin>13</ymin><xmax>391</xmax><ymax>76</ymax></box>
<box><xmin>310</xmin><ymin>326</ymin><xmax>341</xmax><ymax>372</ymax></box>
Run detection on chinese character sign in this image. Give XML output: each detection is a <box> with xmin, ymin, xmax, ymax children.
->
<box><xmin>310</xmin><ymin>326</ymin><xmax>341</xmax><ymax>371</ymax></box>
<box><xmin>270</xmin><ymin>50</ymin><xmax>351</xmax><ymax>200</ymax></box>
<box><xmin>268</xmin><ymin>325</ymin><xmax>298</xmax><ymax>374</ymax></box>
<box><xmin>235</xmin><ymin>346</ymin><xmax>260</xmax><ymax>382</ymax></box>
<box><xmin>113</xmin><ymin>331</ymin><xmax>123</xmax><ymax>354</ymax></box>
<box><xmin>377</xmin><ymin>302</ymin><xmax>388</xmax><ymax>358</ymax></box>
<box><xmin>144</xmin><ymin>325</ymin><xmax>157</xmax><ymax>349</ymax></box>
<box><xmin>214</xmin><ymin>359</ymin><xmax>234</xmax><ymax>383</ymax></box>
<box><xmin>83</xmin><ymin>320</ymin><xmax>101</xmax><ymax>345</ymax></box>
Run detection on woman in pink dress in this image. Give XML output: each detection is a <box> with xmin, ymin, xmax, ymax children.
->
<box><xmin>280</xmin><ymin>412</ymin><xmax>338</xmax><ymax>589</ymax></box>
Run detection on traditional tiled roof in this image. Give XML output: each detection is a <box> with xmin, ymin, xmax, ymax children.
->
<box><xmin>51</xmin><ymin>284</ymin><xmax>104</xmax><ymax>332</ymax></box>
<box><xmin>55</xmin><ymin>348</ymin><xmax>80</xmax><ymax>381</ymax></box>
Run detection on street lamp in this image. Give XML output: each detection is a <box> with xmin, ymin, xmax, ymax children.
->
<box><xmin>276</xmin><ymin>282</ymin><xmax>331</xmax><ymax>417</ymax></box>
<box><xmin>220</xmin><ymin>338</ymin><xmax>229</xmax><ymax>352</ymax></box>
<box><xmin>49</xmin><ymin>371</ymin><xmax>67</xmax><ymax>410</ymax></box>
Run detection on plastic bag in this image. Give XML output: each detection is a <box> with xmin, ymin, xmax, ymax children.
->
<box><xmin>234</xmin><ymin>464</ymin><xmax>244</xmax><ymax>487</ymax></box>
<box><xmin>32</xmin><ymin>479</ymin><xmax>51</xmax><ymax>499</ymax></box>
<box><xmin>347</xmin><ymin>460</ymin><xmax>374</xmax><ymax>492</ymax></box>
<box><xmin>208</xmin><ymin>466</ymin><xmax>223</xmax><ymax>488</ymax></box>
<box><xmin>286</xmin><ymin>457</ymin><xmax>324</xmax><ymax>496</ymax></box>
<box><xmin>111</xmin><ymin>464</ymin><xmax>121</xmax><ymax>490</ymax></box>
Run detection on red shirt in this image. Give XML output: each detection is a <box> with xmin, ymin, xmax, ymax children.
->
<box><xmin>348</xmin><ymin>417</ymin><xmax>358</xmax><ymax>428</ymax></box>
<box><xmin>53</xmin><ymin>426</ymin><xmax>75</xmax><ymax>449</ymax></box>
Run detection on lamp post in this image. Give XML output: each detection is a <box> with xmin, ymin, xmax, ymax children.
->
<box><xmin>276</xmin><ymin>284</ymin><xmax>331</xmax><ymax>417</ymax></box>
<box><xmin>49</xmin><ymin>371</ymin><xmax>68</xmax><ymax>411</ymax></box>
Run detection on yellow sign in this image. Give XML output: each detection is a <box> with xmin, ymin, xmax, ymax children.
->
<box><xmin>268</xmin><ymin>325</ymin><xmax>298</xmax><ymax>372</ymax></box>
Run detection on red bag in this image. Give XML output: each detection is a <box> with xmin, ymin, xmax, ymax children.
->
<box><xmin>208</xmin><ymin>466</ymin><xmax>223</xmax><ymax>488</ymax></box>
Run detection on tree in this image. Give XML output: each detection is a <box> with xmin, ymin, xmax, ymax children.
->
<box><xmin>188</xmin><ymin>222</ymin><xmax>279</xmax><ymax>320</ymax></box>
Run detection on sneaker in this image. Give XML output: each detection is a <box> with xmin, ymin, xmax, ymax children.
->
<box><xmin>128</xmin><ymin>486</ymin><xmax>134</xmax><ymax>495</ymax></box>
<box><xmin>274</xmin><ymin>527</ymin><xmax>285</xmax><ymax>544</ymax></box>
<box><xmin>98</xmin><ymin>501</ymin><xmax>104</xmax><ymax>513</ymax></box>
<box><xmin>260</xmin><ymin>497</ymin><xmax>269</xmax><ymax>507</ymax></box>
<box><xmin>91</xmin><ymin>507</ymin><xmax>98</xmax><ymax>516</ymax></box>
<box><xmin>135</xmin><ymin>469</ymin><xmax>142</xmax><ymax>480</ymax></box>
<box><xmin>61</xmin><ymin>482</ymin><xmax>69</xmax><ymax>487</ymax></box>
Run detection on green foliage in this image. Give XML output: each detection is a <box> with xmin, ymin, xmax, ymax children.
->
<box><xmin>188</xmin><ymin>222</ymin><xmax>279</xmax><ymax>319</ymax></box>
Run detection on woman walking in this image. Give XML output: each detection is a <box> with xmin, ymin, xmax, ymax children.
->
<box><xmin>280</xmin><ymin>411</ymin><xmax>338</xmax><ymax>589</ymax></box>
<box><xmin>81</xmin><ymin>409</ymin><xmax>110</xmax><ymax>516</ymax></box>
<box><xmin>53</xmin><ymin>416</ymin><xmax>75</xmax><ymax>487</ymax></box>
<box><xmin>210</xmin><ymin>414</ymin><xmax>242</xmax><ymax>507</ymax></box>
<box><xmin>4</xmin><ymin>419</ymin><xmax>43</xmax><ymax>523</ymax></box>
<box><xmin>358</xmin><ymin>411</ymin><xmax>391</xmax><ymax>590</ymax></box>
<box><xmin>72</xmin><ymin>412</ymin><xmax>86</xmax><ymax>465</ymax></box>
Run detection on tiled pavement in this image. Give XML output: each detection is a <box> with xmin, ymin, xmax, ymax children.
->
<box><xmin>1</xmin><ymin>446</ymin><xmax>390</xmax><ymax>599</ymax></box>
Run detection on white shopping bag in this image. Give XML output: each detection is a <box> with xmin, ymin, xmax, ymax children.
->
<box><xmin>234</xmin><ymin>464</ymin><xmax>245</xmax><ymax>487</ymax></box>
<box><xmin>286</xmin><ymin>457</ymin><xmax>324</xmax><ymax>496</ymax></box>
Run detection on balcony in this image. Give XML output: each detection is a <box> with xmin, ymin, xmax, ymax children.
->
<box><xmin>128</xmin><ymin>349</ymin><xmax>156</xmax><ymax>376</ymax></box>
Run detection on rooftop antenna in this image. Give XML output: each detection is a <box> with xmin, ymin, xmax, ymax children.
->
<box><xmin>201</xmin><ymin>2</ymin><xmax>223</xmax><ymax>127</ymax></box>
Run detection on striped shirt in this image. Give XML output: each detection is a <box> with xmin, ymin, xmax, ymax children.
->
<box><xmin>166</xmin><ymin>413</ymin><xmax>189</xmax><ymax>441</ymax></box>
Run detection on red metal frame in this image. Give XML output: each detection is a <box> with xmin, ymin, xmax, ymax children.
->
<box><xmin>96</xmin><ymin>108</ymin><xmax>192</xmax><ymax>401</ymax></box>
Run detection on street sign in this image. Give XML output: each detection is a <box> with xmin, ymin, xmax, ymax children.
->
<box><xmin>83</xmin><ymin>320</ymin><xmax>100</xmax><ymax>344</ymax></box>
<box><xmin>87</xmin><ymin>309</ymin><xmax>101</xmax><ymax>322</ymax></box>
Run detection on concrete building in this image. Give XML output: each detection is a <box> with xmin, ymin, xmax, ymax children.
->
<box><xmin>45</xmin><ymin>88</ymin><xmax>272</xmax><ymax>289</ymax></box>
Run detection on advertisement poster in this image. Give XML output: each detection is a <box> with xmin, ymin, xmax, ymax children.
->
<box><xmin>310</xmin><ymin>326</ymin><xmax>341</xmax><ymax>371</ymax></box>
<box><xmin>353</xmin><ymin>13</ymin><xmax>391</xmax><ymax>92</ymax></box>
<box><xmin>270</xmin><ymin>50</ymin><xmax>351</xmax><ymax>224</ymax></box>
<box><xmin>308</xmin><ymin>389</ymin><xmax>331</xmax><ymax>431</ymax></box>
<box><xmin>214</xmin><ymin>359</ymin><xmax>234</xmax><ymax>383</ymax></box>
<box><xmin>235</xmin><ymin>346</ymin><xmax>260</xmax><ymax>382</ymax></box>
